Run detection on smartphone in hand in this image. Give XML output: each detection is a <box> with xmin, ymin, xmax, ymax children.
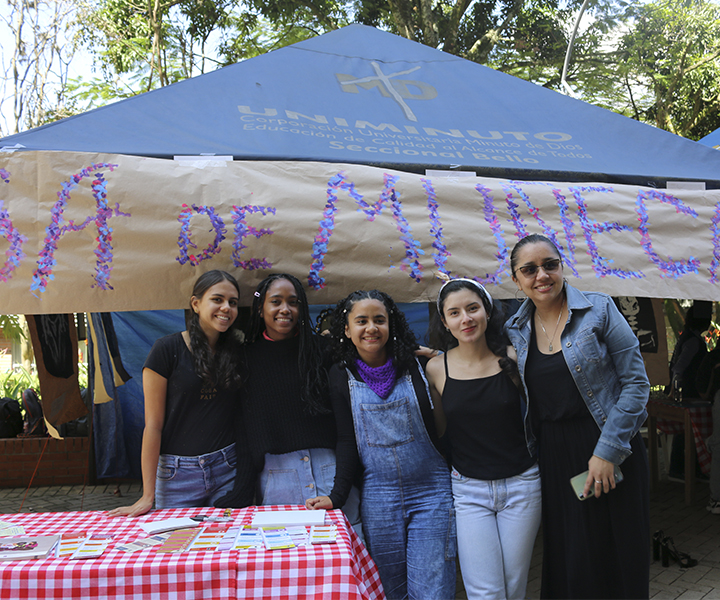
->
<box><xmin>570</xmin><ymin>465</ymin><xmax>624</xmax><ymax>500</ymax></box>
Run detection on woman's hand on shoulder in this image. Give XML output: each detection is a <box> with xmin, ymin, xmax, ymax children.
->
<box><xmin>415</xmin><ymin>345</ymin><xmax>440</xmax><ymax>359</ymax></box>
<box><xmin>305</xmin><ymin>496</ymin><xmax>334</xmax><ymax>510</ymax></box>
<box><xmin>506</xmin><ymin>345</ymin><xmax>518</xmax><ymax>361</ymax></box>
<box><xmin>108</xmin><ymin>496</ymin><xmax>154</xmax><ymax>518</ymax></box>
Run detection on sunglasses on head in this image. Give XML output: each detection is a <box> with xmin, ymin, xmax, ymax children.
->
<box><xmin>515</xmin><ymin>258</ymin><xmax>562</xmax><ymax>278</ymax></box>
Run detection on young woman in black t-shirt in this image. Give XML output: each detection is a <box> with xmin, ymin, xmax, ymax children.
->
<box><xmin>216</xmin><ymin>273</ymin><xmax>362</xmax><ymax>530</ymax></box>
<box><xmin>110</xmin><ymin>270</ymin><xmax>242</xmax><ymax>517</ymax></box>
<box><xmin>425</xmin><ymin>278</ymin><xmax>541</xmax><ymax>600</ymax></box>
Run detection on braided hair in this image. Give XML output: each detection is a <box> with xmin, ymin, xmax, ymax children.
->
<box><xmin>331</xmin><ymin>289</ymin><xmax>418</xmax><ymax>374</ymax></box>
<box><xmin>186</xmin><ymin>270</ymin><xmax>243</xmax><ymax>390</ymax></box>
<box><xmin>247</xmin><ymin>273</ymin><xmax>329</xmax><ymax>414</ymax></box>
<box><xmin>429</xmin><ymin>279</ymin><xmax>520</xmax><ymax>387</ymax></box>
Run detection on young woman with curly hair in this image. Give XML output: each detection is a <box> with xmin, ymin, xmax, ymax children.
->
<box><xmin>110</xmin><ymin>270</ymin><xmax>243</xmax><ymax>517</ymax></box>
<box><xmin>216</xmin><ymin>274</ymin><xmax>361</xmax><ymax>531</ymax></box>
<box><xmin>307</xmin><ymin>289</ymin><xmax>456</xmax><ymax>600</ymax></box>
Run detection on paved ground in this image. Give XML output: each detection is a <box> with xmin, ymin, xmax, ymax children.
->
<box><xmin>0</xmin><ymin>478</ymin><xmax>718</xmax><ymax>599</ymax></box>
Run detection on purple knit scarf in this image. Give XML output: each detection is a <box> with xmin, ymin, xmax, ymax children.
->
<box><xmin>355</xmin><ymin>357</ymin><xmax>397</xmax><ymax>399</ymax></box>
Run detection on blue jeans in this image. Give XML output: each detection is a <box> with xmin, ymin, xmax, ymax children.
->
<box><xmin>155</xmin><ymin>443</ymin><xmax>236</xmax><ymax>509</ymax></box>
<box><xmin>349</xmin><ymin>367</ymin><xmax>457</xmax><ymax>600</ymax></box>
<box><xmin>452</xmin><ymin>463</ymin><xmax>542</xmax><ymax>600</ymax></box>
<box><xmin>257</xmin><ymin>447</ymin><xmax>363</xmax><ymax>539</ymax></box>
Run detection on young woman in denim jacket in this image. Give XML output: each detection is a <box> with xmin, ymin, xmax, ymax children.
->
<box><xmin>426</xmin><ymin>278</ymin><xmax>541</xmax><ymax>600</ymax></box>
<box><xmin>307</xmin><ymin>290</ymin><xmax>456</xmax><ymax>600</ymax></box>
<box><xmin>505</xmin><ymin>234</ymin><xmax>650</xmax><ymax>599</ymax></box>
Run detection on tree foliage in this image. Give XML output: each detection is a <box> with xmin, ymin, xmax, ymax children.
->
<box><xmin>613</xmin><ymin>0</ymin><xmax>720</xmax><ymax>140</ymax></box>
<box><xmin>1</xmin><ymin>0</ymin><xmax>720</xmax><ymax>141</ymax></box>
<box><xmin>0</xmin><ymin>0</ymin><xmax>77</xmax><ymax>135</ymax></box>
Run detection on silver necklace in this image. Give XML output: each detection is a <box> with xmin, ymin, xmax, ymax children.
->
<box><xmin>537</xmin><ymin>298</ymin><xmax>565</xmax><ymax>352</ymax></box>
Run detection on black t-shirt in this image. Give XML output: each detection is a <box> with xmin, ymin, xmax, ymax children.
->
<box><xmin>144</xmin><ymin>332</ymin><xmax>237</xmax><ymax>456</ymax></box>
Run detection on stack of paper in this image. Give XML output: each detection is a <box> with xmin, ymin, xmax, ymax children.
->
<box><xmin>233</xmin><ymin>527</ymin><xmax>264</xmax><ymax>550</ymax></box>
<box><xmin>251</xmin><ymin>510</ymin><xmax>326</xmax><ymax>528</ymax></box>
<box><xmin>116</xmin><ymin>533</ymin><xmax>171</xmax><ymax>553</ymax></box>
<box><xmin>187</xmin><ymin>524</ymin><xmax>231</xmax><ymax>552</ymax></box>
<box><xmin>261</xmin><ymin>528</ymin><xmax>295</xmax><ymax>551</ymax></box>
<box><xmin>0</xmin><ymin>520</ymin><xmax>25</xmax><ymax>537</ymax></box>
<box><xmin>309</xmin><ymin>525</ymin><xmax>337</xmax><ymax>545</ymax></box>
<box><xmin>139</xmin><ymin>517</ymin><xmax>201</xmax><ymax>535</ymax></box>
<box><xmin>57</xmin><ymin>532</ymin><xmax>89</xmax><ymax>557</ymax></box>
<box><xmin>156</xmin><ymin>529</ymin><xmax>200</xmax><ymax>553</ymax></box>
<box><xmin>70</xmin><ymin>535</ymin><xmax>113</xmax><ymax>560</ymax></box>
<box><xmin>0</xmin><ymin>535</ymin><xmax>60</xmax><ymax>561</ymax></box>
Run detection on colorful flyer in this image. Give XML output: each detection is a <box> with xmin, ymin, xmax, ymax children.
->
<box><xmin>115</xmin><ymin>533</ymin><xmax>172</xmax><ymax>553</ymax></box>
<box><xmin>156</xmin><ymin>528</ymin><xmax>200</xmax><ymax>553</ymax></box>
<box><xmin>310</xmin><ymin>525</ymin><xmax>337</xmax><ymax>545</ymax></box>
<box><xmin>187</xmin><ymin>524</ymin><xmax>231</xmax><ymax>552</ymax></box>
<box><xmin>70</xmin><ymin>535</ymin><xmax>113</xmax><ymax>560</ymax></box>
<box><xmin>261</xmin><ymin>527</ymin><xmax>295</xmax><ymax>551</ymax></box>
<box><xmin>57</xmin><ymin>532</ymin><xmax>89</xmax><ymax>557</ymax></box>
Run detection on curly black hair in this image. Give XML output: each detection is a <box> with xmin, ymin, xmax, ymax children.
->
<box><xmin>186</xmin><ymin>270</ymin><xmax>243</xmax><ymax>390</ymax></box>
<box><xmin>429</xmin><ymin>279</ymin><xmax>520</xmax><ymax>387</ymax></box>
<box><xmin>246</xmin><ymin>273</ymin><xmax>329</xmax><ymax>414</ymax></box>
<box><xmin>331</xmin><ymin>289</ymin><xmax>418</xmax><ymax>374</ymax></box>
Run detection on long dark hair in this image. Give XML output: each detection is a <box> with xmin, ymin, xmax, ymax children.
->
<box><xmin>187</xmin><ymin>270</ymin><xmax>243</xmax><ymax>390</ymax></box>
<box><xmin>429</xmin><ymin>279</ymin><xmax>520</xmax><ymax>386</ymax></box>
<box><xmin>247</xmin><ymin>273</ymin><xmax>329</xmax><ymax>414</ymax></box>
<box><xmin>331</xmin><ymin>289</ymin><xmax>418</xmax><ymax>374</ymax></box>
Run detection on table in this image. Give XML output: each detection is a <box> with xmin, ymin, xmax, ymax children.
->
<box><xmin>0</xmin><ymin>505</ymin><xmax>384</xmax><ymax>600</ymax></box>
<box><xmin>647</xmin><ymin>397</ymin><xmax>713</xmax><ymax>505</ymax></box>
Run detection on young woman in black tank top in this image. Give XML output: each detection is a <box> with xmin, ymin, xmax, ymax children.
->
<box><xmin>426</xmin><ymin>278</ymin><xmax>541</xmax><ymax>600</ymax></box>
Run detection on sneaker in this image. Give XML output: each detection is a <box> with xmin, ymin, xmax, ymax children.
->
<box><xmin>707</xmin><ymin>498</ymin><xmax>720</xmax><ymax>514</ymax></box>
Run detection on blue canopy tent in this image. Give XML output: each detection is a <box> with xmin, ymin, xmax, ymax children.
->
<box><xmin>700</xmin><ymin>129</ymin><xmax>720</xmax><ymax>150</ymax></box>
<box><xmin>3</xmin><ymin>24</ymin><xmax>720</xmax><ymax>187</ymax></box>
<box><xmin>4</xmin><ymin>25</ymin><xmax>719</xmax><ymax>478</ymax></box>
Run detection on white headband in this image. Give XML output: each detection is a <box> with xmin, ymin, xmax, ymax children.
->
<box><xmin>436</xmin><ymin>277</ymin><xmax>493</xmax><ymax>315</ymax></box>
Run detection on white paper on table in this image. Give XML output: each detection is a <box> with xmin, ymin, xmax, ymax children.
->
<box><xmin>139</xmin><ymin>517</ymin><xmax>201</xmax><ymax>535</ymax></box>
<box><xmin>251</xmin><ymin>510</ymin><xmax>326</xmax><ymax>528</ymax></box>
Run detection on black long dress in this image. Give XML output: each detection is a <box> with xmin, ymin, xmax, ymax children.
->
<box><xmin>526</xmin><ymin>327</ymin><xmax>650</xmax><ymax>600</ymax></box>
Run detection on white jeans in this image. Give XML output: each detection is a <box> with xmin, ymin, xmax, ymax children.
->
<box><xmin>452</xmin><ymin>463</ymin><xmax>542</xmax><ymax>600</ymax></box>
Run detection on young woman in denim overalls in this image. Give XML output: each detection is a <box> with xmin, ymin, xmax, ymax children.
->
<box><xmin>307</xmin><ymin>290</ymin><xmax>456</xmax><ymax>600</ymax></box>
<box><xmin>426</xmin><ymin>278</ymin><xmax>541</xmax><ymax>600</ymax></box>
<box><xmin>110</xmin><ymin>270</ymin><xmax>243</xmax><ymax>517</ymax></box>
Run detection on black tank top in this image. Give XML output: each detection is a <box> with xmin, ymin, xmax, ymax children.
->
<box><xmin>441</xmin><ymin>352</ymin><xmax>535</xmax><ymax>480</ymax></box>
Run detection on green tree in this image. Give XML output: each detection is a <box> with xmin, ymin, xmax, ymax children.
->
<box><xmin>605</xmin><ymin>0</ymin><xmax>720</xmax><ymax>139</ymax></box>
<box><xmin>75</xmin><ymin>0</ymin><xmax>612</xmax><ymax>102</ymax></box>
<box><xmin>0</xmin><ymin>0</ymin><xmax>78</xmax><ymax>135</ymax></box>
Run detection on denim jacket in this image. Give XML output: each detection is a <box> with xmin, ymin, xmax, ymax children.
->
<box><xmin>505</xmin><ymin>283</ymin><xmax>650</xmax><ymax>465</ymax></box>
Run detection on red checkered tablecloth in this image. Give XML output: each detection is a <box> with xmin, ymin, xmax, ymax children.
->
<box><xmin>0</xmin><ymin>505</ymin><xmax>385</xmax><ymax>600</ymax></box>
<box><xmin>649</xmin><ymin>400</ymin><xmax>714</xmax><ymax>475</ymax></box>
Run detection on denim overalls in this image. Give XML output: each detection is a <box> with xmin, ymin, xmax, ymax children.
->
<box><xmin>348</xmin><ymin>363</ymin><xmax>456</xmax><ymax>600</ymax></box>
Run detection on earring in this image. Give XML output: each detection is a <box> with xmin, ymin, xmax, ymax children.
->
<box><xmin>514</xmin><ymin>289</ymin><xmax>526</xmax><ymax>301</ymax></box>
